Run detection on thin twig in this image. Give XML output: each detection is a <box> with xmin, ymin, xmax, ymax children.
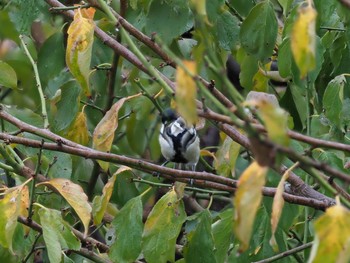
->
<box><xmin>253</xmin><ymin>242</ymin><xmax>313</xmax><ymax>263</ymax></box>
<box><xmin>19</xmin><ymin>35</ymin><xmax>49</xmax><ymax>129</ymax></box>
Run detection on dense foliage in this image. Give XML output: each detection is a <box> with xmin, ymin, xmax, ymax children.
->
<box><xmin>0</xmin><ymin>0</ymin><xmax>350</xmax><ymax>262</ymax></box>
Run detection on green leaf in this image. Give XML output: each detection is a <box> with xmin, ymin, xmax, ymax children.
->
<box><xmin>142</xmin><ymin>189</ymin><xmax>186</xmax><ymax>263</ymax></box>
<box><xmin>109</xmin><ymin>195</ymin><xmax>143</xmax><ymax>263</ymax></box>
<box><xmin>237</xmin><ymin>49</ymin><xmax>259</xmax><ymax>89</ymax></box>
<box><xmin>216</xmin><ymin>10</ymin><xmax>240</xmax><ymax>51</ymax></box>
<box><xmin>38</xmin><ymin>31</ymin><xmax>65</xmax><ymax>87</ymax></box>
<box><xmin>184</xmin><ymin>210</ymin><xmax>217</xmax><ymax>263</ymax></box>
<box><xmin>0</xmin><ymin>61</ymin><xmax>17</xmax><ymax>89</ymax></box>
<box><xmin>39</xmin><ymin>207</ymin><xmax>81</xmax><ymax>263</ymax></box>
<box><xmin>290</xmin><ymin>84</ymin><xmax>308</xmax><ymax>129</ymax></box>
<box><xmin>145</xmin><ymin>0</ymin><xmax>193</xmax><ymax>44</ymax></box>
<box><xmin>323</xmin><ymin>75</ymin><xmax>345</xmax><ymax>129</ymax></box>
<box><xmin>228</xmin><ymin>0</ymin><xmax>254</xmax><ymax>17</ymax></box>
<box><xmin>278</xmin><ymin>0</ymin><xmax>293</xmax><ymax>16</ymax></box>
<box><xmin>240</xmin><ymin>2</ymin><xmax>277</xmax><ymax>60</ymax></box>
<box><xmin>8</xmin><ymin>0</ymin><xmax>45</xmax><ymax>34</ymax></box>
<box><xmin>212</xmin><ymin>209</ymin><xmax>234</xmax><ymax>263</ymax></box>
<box><xmin>52</xmin><ymin>81</ymin><xmax>80</xmax><ymax>132</ymax></box>
<box><xmin>278</xmin><ymin>38</ymin><xmax>293</xmax><ymax>78</ymax></box>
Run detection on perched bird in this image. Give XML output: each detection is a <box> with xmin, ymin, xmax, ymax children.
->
<box><xmin>159</xmin><ymin>108</ymin><xmax>200</xmax><ymax>171</ymax></box>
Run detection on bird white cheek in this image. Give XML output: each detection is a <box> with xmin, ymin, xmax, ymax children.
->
<box><xmin>184</xmin><ymin>137</ymin><xmax>200</xmax><ymax>165</ymax></box>
<box><xmin>159</xmin><ymin>135</ymin><xmax>175</xmax><ymax>161</ymax></box>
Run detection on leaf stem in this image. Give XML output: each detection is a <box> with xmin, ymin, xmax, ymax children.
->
<box><xmin>19</xmin><ymin>35</ymin><xmax>49</xmax><ymax>129</ymax></box>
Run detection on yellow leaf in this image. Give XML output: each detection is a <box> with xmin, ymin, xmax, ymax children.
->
<box><xmin>0</xmin><ymin>184</ymin><xmax>28</xmax><ymax>251</ymax></box>
<box><xmin>66</xmin><ymin>108</ymin><xmax>90</xmax><ymax>145</ymax></box>
<box><xmin>92</xmin><ymin>166</ymin><xmax>131</xmax><ymax>225</ymax></box>
<box><xmin>66</xmin><ymin>7</ymin><xmax>96</xmax><ymax>97</ymax></box>
<box><xmin>270</xmin><ymin>164</ymin><xmax>297</xmax><ymax>251</ymax></box>
<box><xmin>257</xmin><ymin>99</ymin><xmax>290</xmax><ymax>147</ymax></box>
<box><xmin>92</xmin><ymin>94</ymin><xmax>140</xmax><ymax>171</ymax></box>
<box><xmin>291</xmin><ymin>5</ymin><xmax>317</xmax><ymax>79</ymax></box>
<box><xmin>200</xmin><ymin>149</ymin><xmax>216</xmax><ymax>159</ymax></box>
<box><xmin>37</xmin><ymin>178</ymin><xmax>92</xmax><ymax>237</ymax></box>
<box><xmin>308</xmin><ymin>200</ymin><xmax>350</xmax><ymax>263</ymax></box>
<box><xmin>253</xmin><ymin>63</ymin><xmax>271</xmax><ymax>92</ymax></box>
<box><xmin>214</xmin><ymin>136</ymin><xmax>241</xmax><ymax>177</ymax></box>
<box><xmin>175</xmin><ymin>60</ymin><xmax>198</xmax><ymax>125</ymax></box>
<box><xmin>189</xmin><ymin>0</ymin><xmax>206</xmax><ymax>16</ymax></box>
<box><xmin>234</xmin><ymin>161</ymin><xmax>267</xmax><ymax>252</ymax></box>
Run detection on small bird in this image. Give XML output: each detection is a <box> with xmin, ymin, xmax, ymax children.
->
<box><xmin>159</xmin><ymin>108</ymin><xmax>200</xmax><ymax>171</ymax></box>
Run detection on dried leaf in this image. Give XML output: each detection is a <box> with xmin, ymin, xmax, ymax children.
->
<box><xmin>291</xmin><ymin>5</ymin><xmax>317</xmax><ymax>78</ymax></box>
<box><xmin>234</xmin><ymin>161</ymin><xmax>267</xmax><ymax>252</ymax></box>
<box><xmin>66</xmin><ymin>7</ymin><xmax>96</xmax><ymax>97</ymax></box>
<box><xmin>37</xmin><ymin>178</ymin><xmax>91</xmax><ymax>236</ymax></box>
<box><xmin>92</xmin><ymin>94</ymin><xmax>140</xmax><ymax>171</ymax></box>
<box><xmin>175</xmin><ymin>60</ymin><xmax>198</xmax><ymax>125</ymax></box>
